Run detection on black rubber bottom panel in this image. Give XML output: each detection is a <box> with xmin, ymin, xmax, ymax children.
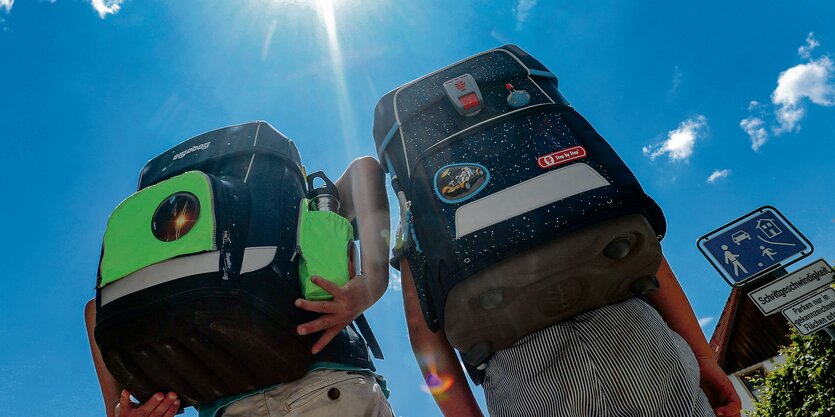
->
<box><xmin>444</xmin><ymin>214</ymin><xmax>663</xmax><ymax>365</ymax></box>
<box><xmin>95</xmin><ymin>272</ymin><xmax>315</xmax><ymax>408</ymax></box>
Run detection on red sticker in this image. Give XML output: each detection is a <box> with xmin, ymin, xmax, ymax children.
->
<box><xmin>537</xmin><ymin>146</ymin><xmax>587</xmax><ymax>169</ymax></box>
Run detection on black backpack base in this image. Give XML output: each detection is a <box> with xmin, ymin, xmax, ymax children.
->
<box><xmin>443</xmin><ymin>214</ymin><xmax>662</xmax><ymax>365</ymax></box>
<box><xmin>95</xmin><ymin>269</ymin><xmax>316</xmax><ymax>407</ymax></box>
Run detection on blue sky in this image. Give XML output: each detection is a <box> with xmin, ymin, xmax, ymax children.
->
<box><xmin>1</xmin><ymin>1</ymin><xmax>834</xmax><ymax>416</ymax></box>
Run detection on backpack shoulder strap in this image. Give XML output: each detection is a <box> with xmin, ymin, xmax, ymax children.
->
<box><xmin>354</xmin><ymin>314</ymin><xmax>384</xmax><ymax>360</ymax></box>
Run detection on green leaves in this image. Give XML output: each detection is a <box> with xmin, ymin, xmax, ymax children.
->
<box><xmin>751</xmin><ymin>327</ymin><xmax>835</xmax><ymax>417</ymax></box>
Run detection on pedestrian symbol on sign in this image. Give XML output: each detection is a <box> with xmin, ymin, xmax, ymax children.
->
<box><xmin>721</xmin><ymin>245</ymin><xmax>748</xmax><ymax>277</ymax></box>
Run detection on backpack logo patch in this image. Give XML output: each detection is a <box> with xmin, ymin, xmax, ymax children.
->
<box><xmin>172</xmin><ymin>141</ymin><xmax>211</xmax><ymax>161</ymax></box>
<box><xmin>537</xmin><ymin>145</ymin><xmax>587</xmax><ymax>169</ymax></box>
<box><xmin>434</xmin><ymin>163</ymin><xmax>490</xmax><ymax>204</ymax></box>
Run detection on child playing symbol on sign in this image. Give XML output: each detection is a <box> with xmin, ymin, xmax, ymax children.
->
<box><xmin>760</xmin><ymin>245</ymin><xmax>777</xmax><ymax>261</ymax></box>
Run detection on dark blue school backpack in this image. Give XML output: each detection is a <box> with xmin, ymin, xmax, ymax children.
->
<box><xmin>373</xmin><ymin>45</ymin><xmax>667</xmax><ymax>368</ymax></box>
<box><xmin>94</xmin><ymin>122</ymin><xmax>379</xmax><ymax>407</ymax></box>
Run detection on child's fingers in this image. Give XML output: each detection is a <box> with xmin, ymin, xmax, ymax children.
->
<box><xmin>294</xmin><ymin>298</ymin><xmax>336</xmax><ymax>314</ymax></box>
<box><xmin>115</xmin><ymin>390</ymin><xmax>131</xmax><ymax>417</ymax></box>
<box><xmin>148</xmin><ymin>392</ymin><xmax>178</xmax><ymax>417</ymax></box>
<box><xmin>136</xmin><ymin>392</ymin><xmax>165</xmax><ymax>415</ymax></box>
<box><xmin>162</xmin><ymin>398</ymin><xmax>181</xmax><ymax>417</ymax></box>
<box><xmin>297</xmin><ymin>316</ymin><xmax>336</xmax><ymax>336</ymax></box>
<box><xmin>119</xmin><ymin>390</ymin><xmax>132</xmax><ymax>407</ymax></box>
<box><xmin>310</xmin><ymin>276</ymin><xmax>343</xmax><ymax>295</ymax></box>
<box><xmin>311</xmin><ymin>327</ymin><xmax>343</xmax><ymax>355</ymax></box>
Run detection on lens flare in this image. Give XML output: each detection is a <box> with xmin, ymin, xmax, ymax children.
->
<box><xmin>175</xmin><ymin>215</ymin><xmax>188</xmax><ymax>228</ymax></box>
<box><xmin>425</xmin><ymin>369</ymin><xmax>454</xmax><ymax>396</ymax></box>
<box><xmin>152</xmin><ymin>192</ymin><xmax>200</xmax><ymax>242</ymax></box>
<box><xmin>416</xmin><ymin>352</ymin><xmax>456</xmax><ymax>397</ymax></box>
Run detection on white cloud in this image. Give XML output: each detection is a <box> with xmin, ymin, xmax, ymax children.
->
<box><xmin>388</xmin><ymin>268</ymin><xmax>402</xmax><ymax>292</ymax></box>
<box><xmin>642</xmin><ymin>115</ymin><xmax>708</xmax><ymax>162</ymax></box>
<box><xmin>798</xmin><ymin>32</ymin><xmax>820</xmax><ymax>59</ymax></box>
<box><xmin>706</xmin><ymin>169</ymin><xmax>731</xmax><ymax>184</ymax></box>
<box><xmin>91</xmin><ymin>0</ymin><xmax>123</xmax><ymax>18</ymax></box>
<box><xmin>490</xmin><ymin>29</ymin><xmax>511</xmax><ymax>45</ymax></box>
<box><xmin>771</xmin><ymin>56</ymin><xmax>835</xmax><ymax>133</ymax></box>
<box><xmin>0</xmin><ymin>0</ymin><xmax>13</xmax><ymax>13</ymax></box>
<box><xmin>698</xmin><ymin>316</ymin><xmax>715</xmax><ymax>328</ymax></box>
<box><xmin>741</xmin><ymin>35</ymin><xmax>835</xmax><ymax>149</ymax></box>
<box><xmin>671</xmin><ymin>66</ymin><xmax>682</xmax><ymax>90</ymax></box>
<box><xmin>514</xmin><ymin>0</ymin><xmax>537</xmax><ymax>30</ymax></box>
<box><xmin>740</xmin><ymin>117</ymin><xmax>768</xmax><ymax>151</ymax></box>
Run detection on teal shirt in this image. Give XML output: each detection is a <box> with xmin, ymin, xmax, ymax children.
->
<box><xmin>196</xmin><ymin>361</ymin><xmax>389</xmax><ymax>417</ymax></box>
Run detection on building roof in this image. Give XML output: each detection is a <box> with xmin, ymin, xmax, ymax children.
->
<box><xmin>708</xmin><ymin>283</ymin><xmax>791</xmax><ymax>374</ymax></box>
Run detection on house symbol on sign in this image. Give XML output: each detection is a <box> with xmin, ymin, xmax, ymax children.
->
<box><xmin>756</xmin><ymin>218</ymin><xmax>782</xmax><ymax>239</ymax></box>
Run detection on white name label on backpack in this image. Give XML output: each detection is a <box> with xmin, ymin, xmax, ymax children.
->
<box><xmin>537</xmin><ymin>146</ymin><xmax>587</xmax><ymax>169</ymax></box>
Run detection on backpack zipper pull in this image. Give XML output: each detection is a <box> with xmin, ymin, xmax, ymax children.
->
<box><xmin>290</xmin><ymin>246</ymin><xmax>303</xmax><ymax>262</ymax></box>
<box><xmin>220</xmin><ymin>229</ymin><xmax>233</xmax><ymax>280</ymax></box>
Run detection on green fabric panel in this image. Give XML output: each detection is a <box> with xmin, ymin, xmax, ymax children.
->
<box><xmin>100</xmin><ymin>171</ymin><xmax>216</xmax><ymax>286</ymax></box>
<box><xmin>298</xmin><ymin>200</ymin><xmax>353</xmax><ymax>300</ymax></box>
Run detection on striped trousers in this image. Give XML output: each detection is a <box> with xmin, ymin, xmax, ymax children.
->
<box><xmin>483</xmin><ymin>298</ymin><xmax>715</xmax><ymax>417</ymax></box>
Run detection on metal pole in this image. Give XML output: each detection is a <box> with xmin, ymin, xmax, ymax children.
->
<box><xmin>825</xmin><ymin>325</ymin><xmax>835</xmax><ymax>341</ymax></box>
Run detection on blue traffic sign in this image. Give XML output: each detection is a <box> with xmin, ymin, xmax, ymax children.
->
<box><xmin>697</xmin><ymin>206</ymin><xmax>813</xmax><ymax>287</ymax></box>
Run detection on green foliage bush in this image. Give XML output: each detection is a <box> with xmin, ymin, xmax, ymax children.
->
<box><xmin>750</xmin><ymin>327</ymin><xmax>835</xmax><ymax>417</ymax></box>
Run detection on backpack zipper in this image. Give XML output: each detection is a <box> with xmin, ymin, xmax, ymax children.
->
<box><xmin>290</xmin><ymin>198</ymin><xmax>306</xmax><ymax>262</ymax></box>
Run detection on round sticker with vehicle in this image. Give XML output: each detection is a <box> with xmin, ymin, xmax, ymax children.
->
<box><xmin>433</xmin><ymin>163</ymin><xmax>490</xmax><ymax>204</ymax></box>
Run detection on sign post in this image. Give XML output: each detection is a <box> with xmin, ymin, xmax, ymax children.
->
<box><xmin>697</xmin><ymin>206</ymin><xmax>813</xmax><ymax>287</ymax></box>
<box><xmin>825</xmin><ymin>325</ymin><xmax>835</xmax><ymax>341</ymax></box>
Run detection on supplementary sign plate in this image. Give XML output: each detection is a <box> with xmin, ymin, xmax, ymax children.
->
<box><xmin>748</xmin><ymin>259</ymin><xmax>835</xmax><ymax>315</ymax></box>
<box><xmin>782</xmin><ymin>287</ymin><xmax>835</xmax><ymax>335</ymax></box>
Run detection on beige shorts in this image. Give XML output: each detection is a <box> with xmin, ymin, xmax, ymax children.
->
<box><xmin>219</xmin><ymin>369</ymin><xmax>394</xmax><ymax>417</ymax></box>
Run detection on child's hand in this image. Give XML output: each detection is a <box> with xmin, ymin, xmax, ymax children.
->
<box><xmin>115</xmin><ymin>390</ymin><xmax>179</xmax><ymax>417</ymax></box>
<box><xmin>697</xmin><ymin>359</ymin><xmax>741</xmax><ymax>417</ymax></box>
<box><xmin>294</xmin><ymin>275</ymin><xmax>377</xmax><ymax>354</ymax></box>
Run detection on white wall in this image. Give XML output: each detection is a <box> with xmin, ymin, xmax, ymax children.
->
<box><xmin>727</xmin><ymin>355</ymin><xmax>786</xmax><ymax>413</ymax></box>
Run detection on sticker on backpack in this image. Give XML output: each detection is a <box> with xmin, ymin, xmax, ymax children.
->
<box><xmin>434</xmin><ymin>163</ymin><xmax>490</xmax><ymax>204</ymax></box>
<box><xmin>537</xmin><ymin>145</ymin><xmax>587</xmax><ymax>169</ymax></box>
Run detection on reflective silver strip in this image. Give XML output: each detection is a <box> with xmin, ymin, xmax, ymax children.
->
<box><xmin>100</xmin><ymin>246</ymin><xmax>277</xmax><ymax>306</ymax></box>
<box><xmin>239</xmin><ymin>246</ymin><xmax>277</xmax><ymax>273</ymax></box>
<box><xmin>454</xmin><ymin>163</ymin><xmax>609</xmax><ymax>238</ymax></box>
<box><xmin>243</xmin><ymin>154</ymin><xmax>256</xmax><ymax>183</ymax></box>
<box><xmin>244</xmin><ymin>122</ymin><xmax>261</xmax><ymax>183</ymax></box>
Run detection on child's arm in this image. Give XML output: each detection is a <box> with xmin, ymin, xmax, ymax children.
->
<box><xmin>400</xmin><ymin>257</ymin><xmax>484</xmax><ymax>417</ymax></box>
<box><xmin>85</xmin><ymin>300</ymin><xmax>180</xmax><ymax>417</ymax></box>
<box><xmin>294</xmin><ymin>156</ymin><xmax>391</xmax><ymax>354</ymax></box>
<box><xmin>646</xmin><ymin>256</ymin><xmax>742</xmax><ymax>417</ymax></box>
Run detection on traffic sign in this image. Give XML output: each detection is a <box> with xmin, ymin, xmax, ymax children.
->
<box><xmin>697</xmin><ymin>206</ymin><xmax>813</xmax><ymax>287</ymax></box>
<box><xmin>782</xmin><ymin>287</ymin><xmax>835</xmax><ymax>335</ymax></box>
<box><xmin>748</xmin><ymin>259</ymin><xmax>835</xmax><ymax>315</ymax></box>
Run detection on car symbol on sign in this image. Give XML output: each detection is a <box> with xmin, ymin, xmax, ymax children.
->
<box><xmin>731</xmin><ymin>230</ymin><xmax>751</xmax><ymax>245</ymax></box>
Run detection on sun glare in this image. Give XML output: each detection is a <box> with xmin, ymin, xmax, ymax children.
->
<box><xmin>259</xmin><ymin>0</ymin><xmax>362</xmax><ymax>156</ymax></box>
<box><xmin>313</xmin><ymin>0</ymin><xmax>359</xmax><ymax>157</ymax></box>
